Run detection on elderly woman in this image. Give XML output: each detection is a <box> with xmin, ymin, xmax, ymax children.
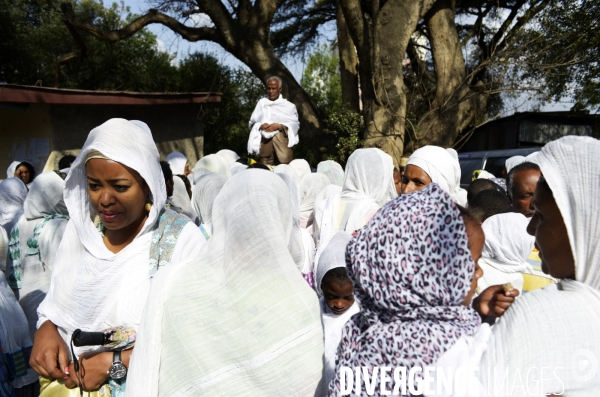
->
<box><xmin>479</xmin><ymin>136</ymin><xmax>600</xmax><ymax>394</ymax></box>
<box><xmin>30</xmin><ymin>119</ymin><xmax>205</xmax><ymax>396</ymax></box>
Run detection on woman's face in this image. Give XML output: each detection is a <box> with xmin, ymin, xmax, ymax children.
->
<box><xmin>15</xmin><ymin>165</ymin><xmax>31</xmax><ymax>184</ymax></box>
<box><xmin>463</xmin><ymin>219</ymin><xmax>484</xmax><ymax>305</ymax></box>
<box><xmin>401</xmin><ymin>164</ymin><xmax>432</xmax><ymax>195</ymax></box>
<box><xmin>184</xmin><ymin>163</ymin><xmax>192</xmax><ymax>176</ymax></box>
<box><xmin>526</xmin><ymin>177</ymin><xmax>575</xmax><ymax>279</ymax></box>
<box><xmin>86</xmin><ymin>159</ymin><xmax>150</xmax><ymax>232</ymax></box>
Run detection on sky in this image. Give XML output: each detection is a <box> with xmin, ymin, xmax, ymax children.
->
<box><xmin>121</xmin><ymin>0</ymin><xmax>572</xmax><ymax>113</ymax></box>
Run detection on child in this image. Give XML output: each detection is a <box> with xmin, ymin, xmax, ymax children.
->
<box><xmin>315</xmin><ymin>231</ymin><xmax>360</xmax><ymax>387</ymax></box>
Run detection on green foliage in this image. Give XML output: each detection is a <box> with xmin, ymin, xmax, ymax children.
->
<box><xmin>301</xmin><ymin>44</ymin><xmax>342</xmax><ymax>113</ymax></box>
<box><xmin>323</xmin><ymin>105</ymin><xmax>363</xmax><ymax>166</ymax></box>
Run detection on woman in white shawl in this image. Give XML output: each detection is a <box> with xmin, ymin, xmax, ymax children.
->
<box><xmin>192</xmin><ymin>172</ymin><xmax>227</xmax><ymax>240</ymax></box>
<box><xmin>126</xmin><ymin>171</ymin><xmax>324</xmax><ymax>397</ymax></box>
<box><xmin>169</xmin><ymin>176</ymin><xmax>199</xmax><ymax>224</ymax></box>
<box><xmin>298</xmin><ymin>173</ymin><xmax>330</xmax><ymax>230</ymax></box>
<box><xmin>315</xmin><ymin>231</ymin><xmax>360</xmax><ymax>388</ymax></box>
<box><xmin>479</xmin><ymin>136</ymin><xmax>600</xmax><ymax>395</ymax></box>
<box><xmin>0</xmin><ymin>226</ymin><xmax>40</xmax><ymax>396</ymax></box>
<box><xmin>274</xmin><ymin>163</ymin><xmax>300</xmax><ymax>184</ymax></box>
<box><xmin>165</xmin><ymin>152</ymin><xmax>190</xmax><ymax>176</ymax></box>
<box><xmin>0</xmin><ymin>177</ymin><xmax>28</xmax><ymax>234</ymax></box>
<box><xmin>30</xmin><ymin>119</ymin><xmax>205</xmax><ymax>396</ymax></box>
<box><xmin>192</xmin><ymin>154</ymin><xmax>231</xmax><ymax>183</ymax></box>
<box><xmin>317</xmin><ymin>160</ymin><xmax>344</xmax><ymax>187</ymax></box>
<box><xmin>314</xmin><ymin>148</ymin><xmax>396</xmax><ymax>268</ymax></box>
<box><xmin>477</xmin><ymin>212</ymin><xmax>554</xmax><ymax>296</ymax></box>
<box><xmin>289</xmin><ymin>159</ymin><xmax>312</xmax><ymax>182</ymax></box>
<box><xmin>216</xmin><ymin>149</ymin><xmax>240</xmax><ymax>165</ymax></box>
<box><xmin>7</xmin><ymin>170</ymin><xmax>69</xmax><ymax>341</ymax></box>
<box><xmin>403</xmin><ymin>145</ymin><xmax>468</xmax><ymax>206</ymax></box>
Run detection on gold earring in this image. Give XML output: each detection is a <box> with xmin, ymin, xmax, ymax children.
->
<box><xmin>145</xmin><ymin>202</ymin><xmax>152</xmax><ymax>212</ymax></box>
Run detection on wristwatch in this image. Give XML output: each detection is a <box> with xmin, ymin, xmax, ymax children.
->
<box><xmin>107</xmin><ymin>351</ymin><xmax>127</xmax><ymax>380</ymax></box>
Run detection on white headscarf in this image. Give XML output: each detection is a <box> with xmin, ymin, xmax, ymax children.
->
<box><xmin>36</xmin><ymin>118</ymin><xmax>170</xmax><ymax>356</ymax></box>
<box><xmin>479</xmin><ymin>136</ymin><xmax>600</xmax><ymax>395</ymax></box>
<box><xmin>313</xmin><ymin>184</ymin><xmax>342</xmax><ymax>243</ymax></box>
<box><xmin>126</xmin><ymin>171</ymin><xmax>324</xmax><ymax>397</ymax></box>
<box><xmin>289</xmin><ymin>159</ymin><xmax>312</xmax><ymax>182</ymax></box>
<box><xmin>477</xmin><ymin>170</ymin><xmax>496</xmax><ymax>179</ymax></box>
<box><xmin>0</xmin><ymin>226</ymin><xmax>7</xmax><ymax>273</ymax></box>
<box><xmin>276</xmin><ymin>173</ymin><xmax>305</xmax><ymax>274</ymax></box>
<box><xmin>193</xmin><ymin>154</ymin><xmax>231</xmax><ymax>183</ymax></box>
<box><xmin>298</xmin><ymin>173</ymin><xmax>330</xmax><ymax>229</ymax></box>
<box><xmin>481</xmin><ymin>213</ymin><xmax>534</xmax><ymax>271</ymax></box>
<box><xmin>166</xmin><ymin>151</ymin><xmax>188</xmax><ymax>175</ymax></box>
<box><xmin>315</xmin><ymin>231</ymin><xmax>360</xmax><ymax>386</ymax></box>
<box><xmin>274</xmin><ymin>164</ymin><xmax>300</xmax><ymax>184</ymax></box>
<box><xmin>192</xmin><ymin>172</ymin><xmax>227</xmax><ymax>228</ymax></box>
<box><xmin>406</xmin><ymin>145</ymin><xmax>467</xmax><ymax>205</ymax></box>
<box><xmin>317</xmin><ymin>160</ymin><xmax>344</xmax><ymax>187</ymax></box>
<box><xmin>504</xmin><ymin>155</ymin><xmax>526</xmax><ymax>174</ymax></box>
<box><xmin>230</xmin><ymin>162</ymin><xmax>248</xmax><ymax>176</ymax></box>
<box><xmin>525</xmin><ymin>151</ymin><xmax>540</xmax><ymax>164</ymax></box>
<box><xmin>0</xmin><ymin>177</ymin><xmax>28</xmax><ymax>232</ymax></box>
<box><xmin>23</xmin><ymin>170</ymin><xmax>68</xmax><ymax>219</ymax></box>
<box><xmin>171</xmin><ymin>176</ymin><xmax>198</xmax><ymax>224</ymax></box>
<box><xmin>216</xmin><ymin>149</ymin><xmax>240</xmax><ymax>165</ymax></box>
<box><xmin>6</xmin><ymin>161</ymin><xmax>21</xmax><ymax>179</ymax></box>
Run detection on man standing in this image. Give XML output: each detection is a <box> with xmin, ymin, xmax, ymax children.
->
<box><xmin>247</xmin><ymin>77</ymin><xmax>300</xmax><ymax>165</ymax></box>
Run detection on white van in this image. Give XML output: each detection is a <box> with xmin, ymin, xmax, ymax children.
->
<box><xmin>458</xmin><ymin>148</ymin><xmax>541</xmax><ymax>189</ymax></box>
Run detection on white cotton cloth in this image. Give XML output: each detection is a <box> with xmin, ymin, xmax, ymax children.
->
<box><xmin>476</xmin><ymin>213</ymin><xmax>535</xmax><ymax>295</ymax></box>
<box><xmin>313</xmin><ymin>184</ymin><xmax>342</xmax><ymax>245</ymax></box>
<box><xmin>0</xmin><ymin>177</ymin><xmax>28</xmax><ymax>232</ymax></box>
<box><xmin>525</xmin><ymin>151</ymin><xmax>540</xmax><ymax>164</ymax></box>
<box><xmin>126</xmin><ymin>171</ymin><xmax>324</xmax><ymax>397</ymax></box>
<box><xmin>192</xmin><ymin>172</ymin><xmax>227</xmax><ymax>228</ymax></box>
<box><xmin>317</xmin><ymin>160</ymin><xmax>344</xmax><ymax>187</ymax></box>
<box><xmin>0</xmin><ymin>226</ymin><xmax>8</xmax><ymax>273</ymax></box>
<box><xmin>247</xmin><ymin>94</ymin><xmax>300</xmax><ymax>155</ymax></box>
<box><xmin>315</xmin><ymin>232</ymin><xmax>359</xmax><ymax>387</ymax></box>
<box><xmin>166</xmin><ymin>151</ymin><xmax>188</xmax><ymax>175</ymax></box>
<box><xmin>6</xmin><ymin>161</ymin><xmax>21</xmax><ymax>179</ymax></box>
<box><xmin>193</xmin><ymin>154</ymin><xmax>231</xmax><ymax>183</ymax></box>
<box><xmin>274</xmin><ymin>164</ymin><xmax>300</xmax><ymax>184</ymax></box>
<box><xmin>315</xmin><ymin>148</ymin><xmax>396</xmax><ymax>266</ymax></box>
<box><xmin>36</xmin><ymin>118</ymin><xmax>203</xmax><ymax>358</ymax></box>
<box><xmin>298</xmin><ymin>173</ymin><xmax>330</xmax><ymax>229</ymax></box>
<box><xmin>277</xmin><ymin>173</ymin><xmax>306</xmax><ymax>274</ymax></box>
<box><xmin>477</xmin><ymin>170</ymin><xmax>496</xmax><ymax>179</ymax></box>
<box><xmin>230</xmin><ymin>162</ymin><xmax>248</xmax><ymax>175</ymax></box>
<box><xmin>171</xmin><ymin>176</ymin><xmax>198</xmax><ymax>224</ymax></box>
<box><xmin>406</xmin><ymin>145</ymin><xmax>467</xmax><ymax>206</ymax></box>
<box><xmin>479</xmin><ymin>136</ymin><xmax>600</xmax><ymax>396</ymax></box>
<box><xmin>216</xmin><ymin>149</ymin><xmax>240</xmax><ymax>165</ymax></box>
<box><xmin>11</xmin><ymin>171</ymin><xmax>69</xmax><ymax>339</ymax></box>
<box><xmin>289</xmin><ymin>159</ymin><xmax>312</xmax><ymax>182</ymax></box>
<box><xmin>504</xmin><ymin>155</ymin><xmax>526</xmax><ymax>173</ymax></box>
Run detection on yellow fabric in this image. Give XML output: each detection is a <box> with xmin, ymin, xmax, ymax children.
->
<box><xmin>39</xmin><ymin>376</ymin><xmax>110</xmax><ymax>397</ymax></box>
<box><xmin>522</xmin><ymin>274</ymin><xmax>555</xmax><ymax>292</ymax></box>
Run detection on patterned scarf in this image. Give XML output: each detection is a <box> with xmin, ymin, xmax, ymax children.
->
<box><xmin>329</xmin><ymin>183</ymin><xmax>481</xmax><ymax>396</ymax></box>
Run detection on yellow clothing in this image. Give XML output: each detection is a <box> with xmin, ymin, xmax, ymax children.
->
<box><xmin>39</xmin><ymin>377</ymin><xmax>110</xmax><ymax>397</ymax></box>
<box><xmin>523</xmin><ymin>247</ymin><xmax>555</xmax><ymax>292</ymax></box>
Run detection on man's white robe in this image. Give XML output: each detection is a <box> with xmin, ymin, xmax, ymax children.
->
<box><xmin>247</xmin><ymin>95</ymin><xmax>300</xmax><ymax>155</ymax></box>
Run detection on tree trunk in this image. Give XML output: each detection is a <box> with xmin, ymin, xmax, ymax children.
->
<box><xmin>415</xmin><ymin>0</ymin><xmax>486</xmax><ymax>149</ymax></box>
<box><xmin>336</xmin><ymin>0</ymin><xmax>360</xmax><ymax>111</ymax></box>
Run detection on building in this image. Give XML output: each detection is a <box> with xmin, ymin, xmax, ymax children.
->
<box><xmin>459</xmin><ymin>111</ymin><xmax>600</xmax><ymax>152</ymax></box>
<box><xmin>0</xmin><ymin>84</ymin><xmax>221</xmax><ymax>175</ymax></box>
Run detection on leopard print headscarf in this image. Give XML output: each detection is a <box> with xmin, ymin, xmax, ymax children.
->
<box><xmin>329</xmin><ymin>183</ymin><xmax>481</xmax><ymax>396</ymax></box>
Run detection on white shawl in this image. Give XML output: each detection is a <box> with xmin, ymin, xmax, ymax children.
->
<box><xmin>166</xmin><ymin>151</ymin><xmax>188</xmax><ymax>175</ymax></box>
<box><xmin>0</xmin><ymin>177</ymin><xmax>28</xmax><ymax>232</ymax></box>
<box><xmin>192</xmin><ymin>172</ymin><xmax>227</xmax><ymax>228</ymax></box>
<box><xmin>171</xmin><ymin>176</ymin><xmax>198</xmax><ymax>224</ymax></box>
<box><xmin>505</xmin><ymin>155</ymin><xmax>526</xmax><ymax>173</ymax></box>
<box><xmin>0</xmin><ymin>226</ymin><xmax>7</xmax><ymax>273</ymax></box>
<box><xmin>479</xmin><ymin>136</ymin><xmax>600</xmax><ymax>395</ymax></box>
<box><xmin>247</xmin><ymin>95</ymin><xmax>300</xmax><ymax>155</ymax></box>
<box><xmin>274</xmin><ymin>164</ymin><xmax>300</xmax><ymax>184</ymax></box>
<box><xmin>37</xmin><ymin>118</ymin><xmax>200</xmax><ymax>357</ymax></box>
<box><xmin>216</xmin><ymin>149</ymin><xmax>240</xmax><ymax>165</ymax></box>
<box><xmin>406</xmin><ymin>146</ymin><xmax>467</xmax><ymax>206</ymax></box>
<box><xmin>317</xmin><ymin>160</ymin><xmax>344</xmax><ymax>187</ymax></box>
<box><xmin>6</xmin><ymin>161</ymin><xmax>21</xmax><ymax>179</ymax></box>
<box><xmin>289</xmin><ymin>159</ymin><xmax>312</xmax><ymax>182</ymax></box>
<box><xmin>315</xmin><ymin>149</ymin><xmax>396</xmax><ymax>266</ymax></box>
<box><xmin>126</xmin><ymin>171</ymin><xmax>324</xmax><ymax>397</ymax></box>
<box><xmin>192</xmin><ymin>154</ymin><xmax>231</xmax><ymax>183</ymax></box>
<box><xmin>298</xmin><ymin>173</ymin><xmax>330</xmax><ymax>229</ymax></box>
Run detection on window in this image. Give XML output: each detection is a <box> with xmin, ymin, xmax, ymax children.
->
<box><xmin>459</xmin><ymin>158</ymin><xmax>484</xmax><ymax>187</ymax></box>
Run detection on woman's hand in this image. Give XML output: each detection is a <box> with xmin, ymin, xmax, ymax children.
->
<box><xmin>473</xmin><ymin>284</ymin><xmax>520</xmax><ymax>318</ymax></box>
<box><xmin>30</xmin><ymin>320</ymin><xmax>70</xmax><ymax>380</ymax></box>
<box><xmin>65</xmin><ymin>349</ymin><xmax>133</xmax><ymax>391</ymax></box>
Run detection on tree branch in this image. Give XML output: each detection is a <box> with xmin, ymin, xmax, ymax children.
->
<box><xmin>61</xmin><ymin>2</ymin><xmax>224</xmax><ymax>46</ymax></box>
<box><xmin>494</xmin><ymin>0</ymin><xmax>551</xmax><ymax>54</ymax></box>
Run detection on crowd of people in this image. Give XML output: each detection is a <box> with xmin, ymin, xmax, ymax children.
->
<box><xmin>0</xmin><ymin>116</ymin><xmax>598</xmax><ymax>397</ymax></box>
